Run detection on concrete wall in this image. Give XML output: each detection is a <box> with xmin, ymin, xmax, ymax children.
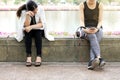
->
<box><xmin>0</xmin><ymin>38</ymin><xmax>120</xmax><ymax>62</ymax></box>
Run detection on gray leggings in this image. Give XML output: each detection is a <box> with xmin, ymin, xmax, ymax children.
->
<box><xmin>81</xmin><ymin>28</ymin><xmax>103</xmax><ymax>60</ymax></box>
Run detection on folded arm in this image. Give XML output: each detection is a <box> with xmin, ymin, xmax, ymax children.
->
<box><xmin>24</xmin><ymin>11</ymin><xmax>43</xmax><ymax>33</ymax></box>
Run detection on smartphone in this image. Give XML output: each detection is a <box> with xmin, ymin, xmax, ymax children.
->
<box><xmin>90</xmin><ymin>27</ymin><xmax>96</xmax><ymax>30</ymax></box>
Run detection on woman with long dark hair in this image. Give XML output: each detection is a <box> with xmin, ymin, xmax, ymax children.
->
<box><xmin>16</xmin><ymin>0</ymin><xmax>54</xmax><ymax>67</ymax></box>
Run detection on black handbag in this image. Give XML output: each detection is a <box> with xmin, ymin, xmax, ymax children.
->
<box><xmin>75</xmin><ymin>26</ymin><xmax>86</xmax><ymax>39</ymax></box>
<box><xmin>76</xmin><ymin>26</ymin><xmax>81</xmax><ymax>38</ymax></box>
<box><xmin>74</xmin><ymin>26</ymin><xmax>86</xmax><ymax>46</ymax></box>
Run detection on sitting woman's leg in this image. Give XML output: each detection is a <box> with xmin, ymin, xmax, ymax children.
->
<box><xmin>87</xmin><ymin>34</ymin><xmax>101</xmax><ymax>58</ymax></box>
<box><xmin>87</xmin><ymin>33</ymin><xmax>101</xmax><ymax>69</ymax></box>
<box><xmin>24</xmin><ymin>31</ymin><xmax>33</xmax><ymax>66</ymax></box>
<box><xmin>34</xmin><ymin>30</ymin><xmax>42</xmax><ymax>66</ymax></box>
<box><xmin>96</xmin><ymin>28</ymin><xmax>106</xmax><ymax>67</ymax></box>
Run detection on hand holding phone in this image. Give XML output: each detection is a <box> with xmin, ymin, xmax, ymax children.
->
<box><xmin>89</xmin><ymin>27</ymin><xmax>96</xmax><ymax>30</ymax></box>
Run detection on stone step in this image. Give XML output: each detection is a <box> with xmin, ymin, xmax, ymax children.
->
<box><xmin>0</xmin><ymin>38</ymin><xmax>120</xmax><ymax>62</ymax></box>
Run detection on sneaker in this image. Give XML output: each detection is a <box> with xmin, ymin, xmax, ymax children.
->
<box><xmin>88</xmin><ymin>60</ymin><xmax>94</xmax><ymax>70</ymax></box>
<box><xmin>99</xmin><ymin>58</ymin><xmax>106</xmax><ymax>67</ymax></box>
<box><xmin>91</xmin><ymin>58</ymin><xmax>100</xmax><ymax>68</ymax></box>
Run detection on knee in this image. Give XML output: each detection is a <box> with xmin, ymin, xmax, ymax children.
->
<box><xmin>87</xmin><ymin>34</ymin><xmax>97</xmax><ymax>40</ymax></box>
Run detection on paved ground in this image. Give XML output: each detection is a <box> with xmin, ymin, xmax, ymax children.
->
<box><xmin>0</xmin><ymin>62</ymin><xmax>120</xmax><ymax>80</ymax></box>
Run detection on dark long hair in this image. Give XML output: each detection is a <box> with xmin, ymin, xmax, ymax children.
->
<box><xmin>16</xmin><ymin>0</ymin><xmax>38</xmax><ymax>18</ymax></box>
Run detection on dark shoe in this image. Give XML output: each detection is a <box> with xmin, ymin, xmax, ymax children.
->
<box><xmin>88</xmin><ymin>60</ymin><xmax>94</xmax><ymax>70</ymax></box>
<box><xmin>35</xmin><ymin>62</ymin><xmax>41</xmax><ymax>67</ymax></box>
<box><xmin>26</xmin><ymin>62</ymin><xmax>32</xmax><ymax>67</ymax></box>
<box><xmin>88</xmin><ymin>66</ymin><xmax>94</xmax><ymax>70</ymax></box>
<box><xmin>99</xmin><ymin>58</ymin><xmax>106</xmax><ymax>67</ymax></box>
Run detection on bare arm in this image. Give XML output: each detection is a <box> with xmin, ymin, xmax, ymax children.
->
<box><xmin>97</xmin><ymin>3</ymin><xmax>103</xmax><ymax>29</ymax></box>
<box><xmin>25</xmin><ymin>19</ymin><xmax>43</xmax><ymax>33</ymax></box>
<box><xmin>79</xmin><ymin>2</ymin><xmax>85</xmax><ymax>27</ymax></box>
<box><xmin>24</xmin><ymin>14</ymin><xmax>31</xmax><ymax>27</ymax></box>
<box><xmin>88</xmin><ymin>3</ymin><xmax>103</xmax><ymax>34</ymax></box>
<box><xmin>79</xmin><ymin>3</ymin><xmax>92</xmax><ymax>33</ymax></box>
<box><xmin>24</xmin><ymin>11</ymin><xmax>43</xmax><ymax>33</ymax></box>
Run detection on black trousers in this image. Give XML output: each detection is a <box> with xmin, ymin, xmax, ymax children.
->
<box><xmin>24</xmin><ymin>30</ymin><xmax>43</xmax><ymax>57</ymax></box>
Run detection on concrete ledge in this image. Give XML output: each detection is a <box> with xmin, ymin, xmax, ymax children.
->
<box><xmin>0</xmin><ymin>38</ymin><xmax>120</xmax><ymax>62</ymax></box>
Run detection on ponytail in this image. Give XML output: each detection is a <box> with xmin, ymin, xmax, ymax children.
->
<box><xmin>16</xmin><ymin>1</ymin><xmax>38</xmax><ymax>18</ymax></box>
<box><xmin>16</xmin><ymin>4</ymin><xmax>26</xmax><ymax>18</ymax></box>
